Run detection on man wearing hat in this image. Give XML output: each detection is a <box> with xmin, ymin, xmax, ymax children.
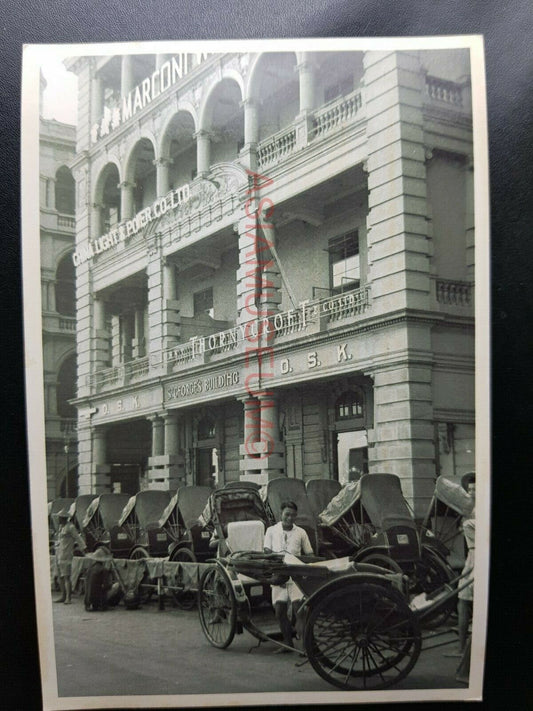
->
<box><xmin>54</xmin><ymin>508</ymin><xmax>87</xmax><ymax>604</ymax></box>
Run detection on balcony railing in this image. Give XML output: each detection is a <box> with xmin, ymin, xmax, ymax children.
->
<box><xmin>436</xmin><ymin>279</ymin><xmax>472</xmax><ymax>306</ymax></box>
<box><xmin>310</xmin><ymin>89</ymin><xmax>363</xmax><ymax>140</ymax></box>
<box><xmin>57</xmin><ymin>213</ymin><xmax>76</xmax><ymax>229</ymax></box>
<box><xmin>425</xmin><ymin>75</ymin><xmax>464</xmax><ymax>107</ymax></box>
<box><xmin>257</xmin><ymin>125</ymin><xmax>297</xmax><ymax>169</ymax></box>
<box><xmin>88</xmin><ymin>286</ymin><xmax>371</xmax><ymax>391</ymax></box>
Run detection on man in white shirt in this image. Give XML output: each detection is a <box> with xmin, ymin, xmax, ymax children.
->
<box><xmin>264</xmin><ymin>500</ymin><xmax>313</xmax><ymax>652</ymax></box>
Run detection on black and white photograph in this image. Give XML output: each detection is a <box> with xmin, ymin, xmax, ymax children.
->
<box><xmin>21</xmin><ymin>36</ymin><xmax>490</xmax><ymax>709</ymax></box>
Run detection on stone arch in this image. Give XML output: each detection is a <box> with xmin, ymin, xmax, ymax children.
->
<box><xmin>198</xmin><ymin>77</ymin><xmax>244</xmax><ymax>168</ymax></box>
<box><xmin>159</xmin><ymin>108</ymin><xmax>198</xmax><ymax>188</ymax></box>
<box><xmin>123</xmin><ymin>135</ymin><xmax>157</xmax><ymax>212</ymax></box>
<box><xmin>92</xmin><ymin>161</ymin><xmax>122</xmax><ymax>235</ymax></box>
<box><xmin>246</xmin><ymin>52</ymin><xmax>299</xmax><ymax>141</ymax></box>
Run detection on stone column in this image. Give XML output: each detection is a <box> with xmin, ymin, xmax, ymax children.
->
<box><xmin>195</xmin><ymin>130</ymin><xmax>211</xmax><ymax>175</ymax></box>
<box><xmin>149</xmin><ymin>415</ymin><xmax>164</xmax><ymax>457</ymax></box>
<box><xmin>363</xmin><ymin>51</ymin><xmax>434</xmax><ymax>515</ymax></box>
<box><xmin>294</xmin><ymin>55</ymin><xmax>316</xmax><ymax>148</ymax></box>
<box><xmin>297</xmin><ymin>55</ymin><xmax>316</xmax><ymax>112</ymax></box>
<box><xmin>90</xmin><ymin>202</ymin><xmax>103</xmax><ymax>240</ymax></box>
<box><xmin>239</xmin><ymin>394</ymin><xmax>284</xmax><ymax>484</ymax></box>
<box><xmin>156</xmin><ymin>54</ymin><xmax>171</xmax><ymax>70</ymax></box>
<box><xmin>240</xmin><ymin>98</ymin><xmax>259</xmax><ymax>170</ymax></box>
<box><xmin>162</xmin><ymin>260</ymin><xmax>180</xmax><ymax>350</ymax></box>
<box><xmin>119</xmin><ymin>181</ymin><xmax>136</xmax><ymax>220</ymax></box>
<box><xmin>92</xmin><ymin>427</ymin><xmax>111</xmax><ymax>492</ymax></box>
<box><xmin>153</xmin><ymin>157</ymin><xmax>172</xmax><ymax>197</ymax></box>
<box><xmin>121</xmin><ymin>55</ymin><xmax>134</xmax><ymax>97</ymax></box>
<box><xmin>90</xmin><ymin>72</ymin><xmax>103</xmax><ymax>125</ymax></box>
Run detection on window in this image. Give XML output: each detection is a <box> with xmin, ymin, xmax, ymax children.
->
<box><xmin>55</xmin><ymin>253</ymin><xmax>76</xmax><ymax>316</ymax></box>
<box><xmin>194</xmin><ymin>287</ymin><xmax>214</xmax><ymax>317</ymax></box>
<box><xmin>335</xmin><ymin>390</ymin><xmax>364</xmax><ymax>420</ymax></box>
<box><xmin>198</xmin><ymin>416</ymin><xmax>216</xmax><ymax>439</ymax></box>
<box><xmin>55</xmin><ymin>166</ymin><xmax>75</xmax><ymax>215</ymax></box>
<box><xmin>329</xmin><ymin>231</ymin><xmax>360</xmax><ymax>294</ymax></box>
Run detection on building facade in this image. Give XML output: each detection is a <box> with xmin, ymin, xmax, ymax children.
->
<box><xmin>40</xmin><ymin>72</ymin><xmax>78</xmax><ymax>500</ymax></box>
<box><xmin>66</xmin><ymin>49</ymin><xmax>475</xmax><ymax>515</ymax></box>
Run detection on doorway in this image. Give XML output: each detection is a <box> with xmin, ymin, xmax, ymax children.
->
<box><xmin>196</xmin><ymin>447</ymin><xmax>219</xmax><ymax>488</ymax></box>
<box><xmin>335</xmin><ymin>430</ymin><xmax>368</xmax><ymax>485</ymax></box>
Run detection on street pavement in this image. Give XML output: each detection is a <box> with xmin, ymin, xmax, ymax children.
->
<box><xmin>52</xmin><ymin>593</ymin><xmax>466</xmax><ymax>700</ymax></box>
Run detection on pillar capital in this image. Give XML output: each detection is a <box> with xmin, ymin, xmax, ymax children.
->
<box><xmin>193</xmin><ymin>128</ymin><xmax>213</xmax><ymax>140</ymax></box>
<box><xmin>118</xmin><ymin>180</ymin><xmax>136</xmax><ymax>190</ymax></box>
<box><xmin>152</xmin><ymin>157</ymin><xmax>174</xmax><ymax>168</ymax></box>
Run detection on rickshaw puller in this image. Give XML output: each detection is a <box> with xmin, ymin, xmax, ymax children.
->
<box><xmin>54</xmin><ymin>508</ymin><xmax>87</xmax><ymax>604</ymax></box>
<box><xmin>264</xmin><ymin>500</ymin><xmax>313</xmax><ymax>652</ymax></box>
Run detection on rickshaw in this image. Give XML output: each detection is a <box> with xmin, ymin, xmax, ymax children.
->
<box><xmin>318</xmin><ymin>474</ymin><xmax>455</xmax><ymax>624</ymax></box>
<box><xmin>305</xmin><ymin>478</ymin><xmax>342</xmax><ymax>519</ymax></box>
<box><xmin>81</xmin><ymin>493</ymin><xmax>131</xmax><ymax>554</ymax></box>
<box><xmin>197</xmin><ymin>545</ymin><xmax>471</xmax><ymax>690</ymax></box>
<box><xmin>263</xmin><ymin>477</ymin><xmax>320</xmax><ymax>554</ymax></box>
<box><xmin>111</xmin><ymin>489</ymin><xmax>173</xmax><ymax>559</ymax></box>
<box><xmin>68</xmin><ymin>494</ymin><xmax>98</xmax><ymax>535</ymax></box>
<box><xmin>158</xmin><ymin>485</ymin><xmax>212</xmax><ymax>562</ymax></box>
<box><xmin>420</xmin><ymin>474</ymin><xmax>475</xmax><ymax>571</ymax></box>
<box><xmin>198</xmin><ymin>484</ymin><xmax>272</xmax><ymax>556</ymax></box>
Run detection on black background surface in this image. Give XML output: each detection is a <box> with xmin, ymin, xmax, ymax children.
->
<box><xmin>1</xmin><ymin>1</ymin><xmax>532</xmax><ymax>709</ymax></box>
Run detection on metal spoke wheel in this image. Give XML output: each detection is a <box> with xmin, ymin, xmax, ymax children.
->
<box><xmin>410</xmin><ymin>546</ymin><xmax>455</xmax><ymax>629</ymax></box>
<box><xmin>304</xmin><ymin>581</ymin><xmax>421</xmax><ymax>690</ymax></box>
<box><xmin>129</xmin><ymin>546</ymin><xmax>152</xmax><ymax>603</ymax></box>
<box><xmin>198</xmin><ymin>565</ymin><xmax>237</xmax><ymax>649</ymax></box>
<box><xmin>169</xmin><ymin>547</ymin><xmax>198</xmax><ymax>610</ymax></box>
<box><xmin>358</xmin><ymin>552</ymin><xmax>404</xmax><ymax>575</ymax></box>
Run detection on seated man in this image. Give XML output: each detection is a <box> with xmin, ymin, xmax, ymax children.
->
<box><xmin>264</xmin><ymin>500</ymin><xmax>313</xmax><ymax>652</ymax></box>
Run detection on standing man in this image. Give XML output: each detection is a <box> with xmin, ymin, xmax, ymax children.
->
<box><xmin>54</xmin><ymin>508</ymin><xmax>87</xmax><ymax>604</ymax></box>
<box><xmin>264</xmin><ymin>500</ymin><xmax>313</xmax><ymax>652</ymax></box>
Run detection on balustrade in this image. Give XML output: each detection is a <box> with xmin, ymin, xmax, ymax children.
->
<box><xmin>257</xmin><ymin>125</ymin><xmax>297</xmax><ymax>169</ymax></box>
<box><xmin>436</xmin><ymin>279</ymin><xmax>472</xmax><ymax>306</ymax></box>
<box><xmin>310</xmin><ymin>90</ymin><xmax>363</xmax><ymax>140</ymax></box>
<box><xmin>425</xmin><ymin>76</ymin><xmax>463</xmax><ymax>106</ymax></box>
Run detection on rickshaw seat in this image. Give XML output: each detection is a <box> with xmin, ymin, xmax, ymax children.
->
<box><xmin>227</xmin><ymin>521</ymin><xmax>266</xmax><ymax>585</ymax></box>
<box><xmin>227</xmin><ymin>520</ymin><xmax>265</xmax><ymax>553</ymax></box>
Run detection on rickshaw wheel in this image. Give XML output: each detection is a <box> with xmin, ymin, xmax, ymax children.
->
<box><xmin>170</xmin><ymin>547</ymin><xmax>197</xmax><ymax>610</ymax></box>
<box><xmin>198</xmin><ymin>566</ymin><xmax>237</xmax><ymax>649</ymax></box>
<box><xmin>129</xmin><ymin>547</ymin><xmax>152</xmax><ymax>603</ymax></box>
<box><xmin>358</xmin><ymin>552</ymin><xmax>403</xmax><ymax>575</ymax></box>
<box><xmin>410</xmin><ymin>546</ymin><xmax>455</xmax><ymax>629</ymax></box>
<box><xmin>304</xmin><ymin>581</ymin><xmax>421</xmax><ymax>690</ymax></box>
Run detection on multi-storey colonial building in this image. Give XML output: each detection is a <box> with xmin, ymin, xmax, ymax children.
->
<box><xmin>65</xmin><ymin>48</ymin><xmax>475</xmax><ymax>514</ymax></box>
<box><xmin>40</xmin><ymin>71</ymin><xmax>78</xmax><ymax>500</ymax></box>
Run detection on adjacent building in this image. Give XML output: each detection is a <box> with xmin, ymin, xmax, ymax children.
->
<box><xmin>40</xmin><ymin>71</ymin><xmax>78</xmax><ymax>500</ymax></box>
<box><xmin>65</xmin><ymin>48</ymin><xmax>475</xmax><ymax>515</ymax></box>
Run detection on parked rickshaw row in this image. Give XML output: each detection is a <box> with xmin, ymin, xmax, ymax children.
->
<box><xmin>49</xmin><ymin>473</ymin><xmax>473</xmax><ymax>608</ymax></box>
<box><xmin>49</xmin><ymin>473</ymin><xmax>475</xmax><ymax>691</ymax></box>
